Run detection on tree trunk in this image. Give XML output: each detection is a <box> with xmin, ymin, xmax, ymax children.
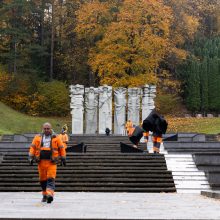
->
<box><xmin>40</xmin><ymin>0</ymin><xmax>45</xmax><ymax>46</ymax></box>
<box><xmin>50</xmin><ymin>0</ymin><xmax>54</xmax><ymax>80</ymax></box>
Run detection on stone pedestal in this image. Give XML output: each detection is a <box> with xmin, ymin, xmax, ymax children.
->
<box><xmin>70</xmin><ymin>84</ymin><xmax>84</xmax><ymax>134</ymax></box>
<box><xmin>128</xmin><ymin>88</ymin><xmax>141</xmax><ymax>126</ymax></box>
<box><xmin>85</xmin><ymin>87</ymin><xmax>98</xmax><ymax>134</ymax></box>
<box><xmin>114</xmin><ymin>87</ymin><xmax>127</xmax><ymax>135</ymax></box>
<box><xmin>98</xmin><ymin>85</ymin><xmax>112</xmax><ymax>134</ymax></box>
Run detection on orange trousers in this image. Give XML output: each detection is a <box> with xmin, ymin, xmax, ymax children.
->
<box><xmin>38</xmin><ymin>160</ymin><xmax>57</xmax><ymax>197</ymax></box>
<box><xmin>152</xmin><ymin>136</ymin><xmax>162</xmax><ymax>153</ymax></box>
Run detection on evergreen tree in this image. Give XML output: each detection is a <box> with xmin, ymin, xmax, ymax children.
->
<box><xmin>0</xmin><ymin>0</ymin><xmax>49</xmax><ymax>76</ymax></box>
<box><xmin>200</xmin><ymin>58</ymin><xmax>209</xmax><ymax>113</ymax></box>
<box><xmin>185</xmin><ymin>59</ymin><xmax>201</xmax><ymax>112</ymax></box>
<box><xmin>179</xmin><ymin>36</ymin><xmax>220</xmax><ymax>113</ymax></box>
<box><xmin>208</xmin><ymin>56</ymin><xmax>220</xmax><ymax>111</ymax></box>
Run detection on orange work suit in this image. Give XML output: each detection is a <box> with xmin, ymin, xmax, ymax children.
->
<box><xmin>125</xmin><ymin>121</ymin><xmax>133</xmax><ymax>135</ymax></box>
<box><xmin>143</xmin><ymin>131</ymin><xmax>149</xmax><ymax>142</ymax></box>
<box><xmin>128</xmin><ymin>127</ymin><xmax>135</xmax><ymax>137</ymax></box>
<box><xmin>152</xmin><ymin>134</ymin><xmax>162</xmax><ymax>153</ymax></box>
<box><xmin>29</xmin><ymin>134</ymin><xmax>66</xmax><ymax>198</ymax></box>
<box><xmin>58</xmin><ymin>133</ymin><xmax>69</xmax><ymax>149</ymax></box>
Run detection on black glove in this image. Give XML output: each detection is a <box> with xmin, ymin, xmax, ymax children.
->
<box><xmin>28</xmin><ymin>156</ymin><xmax>34</xmax><ymax>166</ymax></box>
<box><xmin>61</xmin><ymin>158</ymin><xmax>66</xmax><ymax>166</ymax></box>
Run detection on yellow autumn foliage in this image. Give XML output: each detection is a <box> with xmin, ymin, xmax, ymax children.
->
<box><xmin>76</xmin><ymin>0</ymin><xmax>173</xmax><ymax>87</ymax></box>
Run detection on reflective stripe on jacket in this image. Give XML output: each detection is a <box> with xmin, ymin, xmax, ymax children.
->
<box><xmin>29</xmin><ymin>134</ymin><xmax>66</xmax><ymax>163</ymax></box>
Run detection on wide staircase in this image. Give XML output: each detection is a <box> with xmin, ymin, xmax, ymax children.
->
<box><xmin>0</xmin><ymin>135</ymin><xmax>176</xmax><ymax>192</ymax></box>
<box><xmin>164</xmin><ymin>138</ymin><xmax>220</xmax><ymax>193</ymax></box>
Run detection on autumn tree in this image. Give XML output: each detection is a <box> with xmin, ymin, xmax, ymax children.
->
<box><xmin>76</xmin><ymin>0</ymin><xmax>173</xmax><ymax>87</ymax></box>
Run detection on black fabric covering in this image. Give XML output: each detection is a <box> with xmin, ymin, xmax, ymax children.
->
<box><xmin>142</xmin><ymin>110</ymin><xmax>168</xmax><ymax>135</ymax></box>
<box><xmin>154</xmin><ymin>117</ymin><xmax>168</xmax><ymax>134</ymax></box>
<box><xmin>129</xmin><ymin>126</ymin><xmax>144</xmax><ymax>145</ymax></box>
<box><xmin>142</xmin><ymin>110</ymin><xmax>158</xmax><ymax>132</ymax></box>
<box><xmin>66</xmin><ymin>142</ymin><xmax>87</xmax><ymax>153</ymax></box>
<box><xmin>163</xmin><ymin>134</ymin><xmax>178</xmax><ymax>141</ymax></box>
<box><xmin>120</xmin><ymin>142</ymin><xmax>143</xmax><ymax>153</ymax></box>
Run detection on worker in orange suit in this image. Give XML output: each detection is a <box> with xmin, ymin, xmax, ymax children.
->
<box><xmin>28</xmin><ymin>122</ymin><xmax>66</xmax><ymax>203</ymax></box>
<box><xmin>125</xmin><ymin>120</ymin><xmax>133</xmax><ymax>135</ymax></box>
<box><xmin>58</xmin><ymin>129</ymin><xmax>69</xmax><ymax>149</ymax></box>
<box><xmin>142</xmin><ymin>111</ymin><xmax>168</xmax><ymax>154</ymax></box>
<box><xmin>143</xmin><ymin>131</ymin><xmax>149</xmax><ymax>152</ymax></box>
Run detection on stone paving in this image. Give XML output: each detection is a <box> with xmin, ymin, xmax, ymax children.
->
<box><xmin>0</xmin><ymin>192</ymin><xmax>220</xmax><ymax>219</ymax></box>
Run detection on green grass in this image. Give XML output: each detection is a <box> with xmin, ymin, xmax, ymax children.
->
<box><xmin>0</xmin><ymin>101</ymin><xmax>71</xmax><ymax>135</ymax></box>
<box><xmin>167</xmin><ymin>117</ymin><xmax>220</xmax><ymax>134</ymax></box>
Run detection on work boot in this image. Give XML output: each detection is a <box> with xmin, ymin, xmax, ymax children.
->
<box><xmin>47</xmin><ymin>195</ymin><xmax>53</xmax><ymax>204</ymax></box>
<box><xmin>41</xmin><ymin>195</ymin><xmax>47</xmax><ymax>202</ymax></box>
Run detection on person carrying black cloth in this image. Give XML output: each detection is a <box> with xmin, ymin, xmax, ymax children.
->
<box><xmin>142</xmin><ymin>110</ymin><xmax>168</xmax><ymax>153</ymax></box>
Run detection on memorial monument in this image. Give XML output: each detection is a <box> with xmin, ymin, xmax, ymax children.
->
<box><xmin>114</xmin><ymin>87</ymin><xmax>127</xmax><ymax>135</ymax></box>
<box><xmin>70</xmin><ymin>84</ymin><xmax>84</xmax><ymax>134</ymax></box>
<box><xmin>98</xmin><ymin>85</ymin><xmax>112</xmax><ymax>134</ymax></box>
<box><xmin>85</xmin><ymin>87</ymin><xmax>99</xmax><ymax>134</ymax></box>
<box><xmin>142</xmin><ymin>84</ymin><xmax>156</xmax><ymax>120</ymax></box>
<box><xmin>69</xmin><ymin>84</ymin><xmax>156</xmax><ymax>134</ymax></box>
<box><xmin>128</xmin><ymin>87</ymin><xmax>141</xmax><ymax>126</ymax></box>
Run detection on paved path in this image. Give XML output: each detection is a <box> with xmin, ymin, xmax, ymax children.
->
<box><xmin>0</xmin><ymin>192</ymin><xmax>220</xmax><ymax>219</ymax></box>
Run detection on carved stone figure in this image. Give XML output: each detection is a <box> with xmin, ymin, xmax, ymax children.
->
<box><xmin>98</xmin><ymin>85</ymin><xmax>112</xmax><ymax>134</ymax></box>
<box><xmin>70</xmin><ymin>84</ymin><xmax>84</xmax><ymax>134</ymax></box>
<box><xmin>128</xmin><ymin>88</ymin><xmax>141</xmax><ymax>126</ymax></box>
<box><xmin>85</xmin><ymin>87</ymin><xmax>98</xmax><ymax>134</ymax></box>
<box><xmin>148</xmin><ymin>84</ymin><xmax>156</xmax><ymax>114</ymax></box>
<box><xmin>114</xmin><ymin>87</ymin><xmax>127</xmax><ymax>134</ymax></box>
<box><xmin>142</xmin><ymin>84</ymin><xmax>150</xmax><ymax>120</ymax></box>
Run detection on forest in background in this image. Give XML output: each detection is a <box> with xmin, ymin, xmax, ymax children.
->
<box><xmin>0</xmin><ymin>0</ymin><xmax>220</xmax><ymax>116</ymax></box>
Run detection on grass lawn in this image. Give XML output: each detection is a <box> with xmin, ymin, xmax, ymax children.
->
<box><xmin>167</xmin><ymin>117</ymin><xmax>220</xmax><ymax>134</ymax></box>
<box><xmin>0</xmin><ymin>102</ymin><xmax>71</xmax><ymax>135</ymax></box>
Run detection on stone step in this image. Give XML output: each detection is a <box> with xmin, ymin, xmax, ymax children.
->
<box><xmin>2</xmin><ymin>158</ymin><xmax>166</xmax><ymax>162</ymax></box>
<box><xmin>3</xmin><ymin>157</ymin><xmax>165</xmax><ymax>161</ymax></box>
<box><xmin>172</xmin><ymin>171</ymin><xmax>206</xmax><ymax>175</ymax></box>
<box><xmin>166</xmin><ymin>149</ymin><xmax>220</xmax><ymax>153</ymax></box>
<box><xmin>176</xmin><ymin>189</ymin><xmax>207</xmax><ymax>193</ymax></box>
<box><xmin>0</xmin><ymin>163</ymin><xmax>168</xmax><ymax>168</ymax></box>
<box><xmin>173</xmin><ymin>176</ymin><xmax>208</xmax><ymax>181</ymax></box>
<box><xmin>1</xmin><ymin>135</ymin><xmax>14</xmax><ymax>141</ymax></box>
<box><xmin>0</xmin><ymin>167</ymin><xmax>172</xmax><ymax>172</ymax></box>
<box><xmin>2</xmin><ymin>152</ymin><xmax>165</xmax><ymax>156</ymax></box>
<box><xmin>0</xmin><ymin>186</ymin><xmax>176</xmax><ymax>192</ymax></box>
<box><xmin>0</xmin><ymin>177</ymin><xmax>175</xmax><ymax>181</ymax></box>
<box><xmin>165</xmin><ymin>153</ymin><xmax>211</xmax><ymax>193</ymax></box>
<box><xmin>0</xmin><ymin>181</ymin><xmax>175</xmax><ymax>186</ymax></box>
<box><xmin>0</xmin><ymin>173</ymin><xmax>171</xmax><ymax>178</ymax></box>
<box><xmin>0</xmin><ymin>139</ymin><xmax>175</xmax><ymax>193</ymax></box>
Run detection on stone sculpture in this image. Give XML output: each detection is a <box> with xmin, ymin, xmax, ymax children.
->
<box><xmin>148</xmin><ymin>85</ymin><xmax>156</xmax><ymax>115</ymax></box>
<box><xmin>98</xmin><ymin>85</ymin><xmax>112</xmax><ymax>134</ymax></box>
<box><xmin>70</xmin><ymin>84</ymin><xmax>84</xmax><ymax>134</ymax></box>
<box><xmin>128</xmin><ymin>88</ymin><xmax>141</xmax><ymax>126</ymax></box>
<box><xmin>142</xmin><ymin>84</ymin><xmax>151</xmax><ymax>120</ymax></box>
<box><xmin>114</xmin><ymin>87</ymin><xmax>127</xmax><ymax>135</ymax></box>
<box><xmin>85</xmin><ymin>87</ymin><xmax>98</xmax><ymax>134</ymax></box>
